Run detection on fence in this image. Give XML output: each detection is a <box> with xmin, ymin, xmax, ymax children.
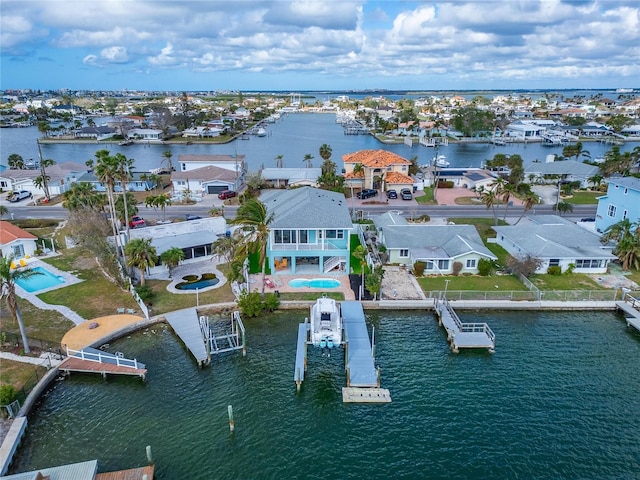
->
<box><xmin>1</xmin><ymin>331</ymin><xmax>64</xmax><ymax>356</ymax></box>
<box><xmin>428</xmin><ymin>289</ymin><xmax>627</xmax><ymax>302</ymax></box>
<box><xmin>0</xmin><ymin>368</ymin><xmax>46</xmax><ymax>419</ymax></box>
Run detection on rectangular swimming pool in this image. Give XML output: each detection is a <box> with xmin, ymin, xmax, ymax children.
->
<box><xmin>16</xmin><ymin>266</ymin><xmax>66</xmax><ymax>293</ymax></box>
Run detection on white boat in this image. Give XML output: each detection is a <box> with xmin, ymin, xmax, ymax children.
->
<box><xmin>309</xmin><ymin>296</ymin><xmax>342</xmax><ymax>349</ymax></box>
<box><xmin>256</xmin><ymin>127</ymin><xmax>267</xmax><ymax>137</ymax></box>
<box><xmin>433</xmin><ymin>154</ymin><xmax>450</xmax><ymax>167</ymax></box>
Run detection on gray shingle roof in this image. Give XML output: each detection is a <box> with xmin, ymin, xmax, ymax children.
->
<box><xmin>606</xmin><ymin>176</ymin><xmax>640</xmax><ymax>192</ymax></box>
<box><xmin>263</xmin><ymin>187</ymin><xmax>352</xmax><ymax>229</ymax></box>
<box><xmin>493</xmin><ymin>222</ymin><xmax>616</xmax><ymax>259</ymax></box>
<box><xmin>523</xmin><ymin>160</ymin><xmax>599</xmax><ymax>176</ymax></box>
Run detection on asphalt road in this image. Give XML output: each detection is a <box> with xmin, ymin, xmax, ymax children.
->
<box><xmin>6</xmin><ymin>202</ymin><xmax>597</xmax><ymax>222</ymax></box>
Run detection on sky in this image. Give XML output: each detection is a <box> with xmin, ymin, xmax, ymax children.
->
<box><xmin>1</xmin><ymin>0</ymin><xmax>638</xmax><ymax>92</ymax></box>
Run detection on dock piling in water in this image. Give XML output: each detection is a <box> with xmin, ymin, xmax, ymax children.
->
<box><xmin>228</xmin><ymin>405</ymin><xmax>235</xmax><ymax>432</ymax></box>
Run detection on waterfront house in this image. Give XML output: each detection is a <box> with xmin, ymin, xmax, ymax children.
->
<box><xmin>343</xmin><ymin>150</ymin><xmax>412</xmax><ymax>192</ymax></box>
<box><xmin>595</xmin><ymin>176</ymin><xmax>640</xmax><ymax>233</ymax></box>
<box><xmin>261</xmin><ymin>167</ymin><xmax>322</xmax><ymax>188</ymax></box>
<box><xmin>73</xmin><ymin>125</ymin><xmax>117</xmax><ymax>140</ymax></box>
<box><xmin>170</xmin><ymin>165</ymin><xmax>239</xmax><ymax>196</ymax></box>
<box><xmin>372</xmin><ymin>212</ymin><xmax>496</xmax><ymax>274</ymax></box>
<box><xmin>493</xmin><ymin>215</ymin><xmax>615</xmax><ymax>274</ymax></box>
<box><xmin>178</xmin><ymin>154</ymin><xmax>245</xmax><ymax>175</ymax></box>
<box><xmin>126</xmin><ymin>128</ymin><xmax>163</xmax><ymax>141</ymax></box>
<box><xmin>76</xmin><ymin>171</ymin><xmax>155</xmax><ymax>193</ymax></box>
<box><xmin>427</xmin><ymin>168</ymin><xmax>496</xmax><ymax>190</ymax></box>
<box><xmin>0</xmin><ymin>162</ymin><xmax>87</xmax><ymax>197</ymax></box>
<box><xmin>505</xmin><ymin>121</ymin><xmax>545</xmax><ymax>140</ymax></box>
<box><xmin>523</xmin><ymin>159</ymin><xmax>599</xmax><ymax>188</ymax></box>
<box><xmin>0</xmin><ymin>221</ymin><xmax>38</xmax><ymax>260</ymax></box>
<box><xmin>263</xmin><ymin>187</ymin><xmax>353</xmax><ymax>274</ymax></box>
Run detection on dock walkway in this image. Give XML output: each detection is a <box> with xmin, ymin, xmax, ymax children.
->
<box><xmin>293</xmin><ymin>322</ymin><xmax>309</xmax><ymax>391</ymax></box>
<box><xmin>435</xmin><ymin>298</ymin><xmax>495</xmax><ymax>353</ymax></box>
<box><xmin>342</xmin><ymin>301</ymin><xmax>378</xmax><ymax>387</ymax></box>
<box><xmin>615</xmin><ymin>300</ymin><xmax>640</xmax><ymax>332</ymax></box>
<box><xmin>61</xmin><ymin>347</ymin><xmax>147</xmax><ymax>379</ymax></box>
<box><xmin>165</xmin><ymin>308</ymin><xmax>209</xmax><ymax>366</ymax></box>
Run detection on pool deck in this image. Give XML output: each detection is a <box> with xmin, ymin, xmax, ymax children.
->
<box><xmin>251</xmin><ymin>273</ymin><xmax>355</xmax><ymax>300</ymax></box>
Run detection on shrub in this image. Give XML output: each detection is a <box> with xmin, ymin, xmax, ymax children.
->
<box><xmin>547</xmin><ymin>266</ymin><xmax>562</xmax><ymax>276</ymax></box>
<box><xmin>135</xmin><ymin>284</ymin><xmax>154</xmax><ymax>303</ymax></box>
<box><xmin>237</xmin><ymin>291</ymin><xmax>264</xmax><ymax>317</ymax></box>
<box><xmin>263</xmin><ymin>293</ymin><xmax>280</xmax><ymax>312</ymax></box>
<box><xmin>477</xmin><ymin>258</ymin><xmax>494</xmax><ymax>276</ymax></box>
<box><xmin>413</xmin><ymin>261</ymin><xmax>426</xmax><ymax>277</ymax></box>
<box><xmin>452</xmin><ymin>261</ymin><xmax>463</xmax><ymax>276</ymax></box>
<box><xmin>507</xmin><ymin>254</ymin><xmax>543</xmax><ymax>278</ymax></box>
<box><xmin>565</xmin><ymin>263</ymin><xmax>575</xmax><ymax>275</ymax></box>
<box><xmin>0</xmin><ymin>385</ymin><xmax>17</xmax><ymax>405</ymax></box>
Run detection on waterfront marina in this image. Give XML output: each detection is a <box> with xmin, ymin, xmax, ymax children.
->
<box><xmin>10</xmin><ymin>309</ymin><xmax>640</xmax><ymax>479</ymax></box>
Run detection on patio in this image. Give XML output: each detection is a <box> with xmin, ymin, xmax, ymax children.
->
<box><xmin>250</xmin><ymin>272</ymin><xmax>356</xmax><ymax>300</ymax></box>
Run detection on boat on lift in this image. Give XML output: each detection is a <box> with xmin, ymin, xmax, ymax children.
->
<box><xmin>309</xmin><ymin>296</ymin><xmax>342</xmax><ymax>349</ymax></box>
<box><xmin>256</xmin><ymin>127</ymin><xmax>267</xmax><ymax>137</ymax></box>
<box><xmin>433</xmin><ymin>154</ymin><xmax>450</xmax><ymax>167</ymax></box>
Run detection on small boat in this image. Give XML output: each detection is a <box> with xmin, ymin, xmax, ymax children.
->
<box><xmin>433</xmin><ymin>154</ymin><xmax>450</xmax><ymax>167</ymax></box>
<box><xmin>309</xmin><ymin>296</ymin><xmax>342</xmax><ymax>348</ymax></box>
<box><xmin>119</xmin><ymin>140</ymin><xmax>133</xmax><ymax>146</ymax></box>
<box><xmin>256</xmin><ymin>127</ymin><xmax>267</xmax><ymax>137</ymax></box>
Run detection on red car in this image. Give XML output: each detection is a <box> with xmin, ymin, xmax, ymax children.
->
<box><xmin>129</xmin><ymin>216</ymin><xmax>146</xmax><ymax>228</ymax></box>
<box><xmin>218</xmin><ymin>190</ymin><xmax>237</xmax><ymax>199</ymax></box>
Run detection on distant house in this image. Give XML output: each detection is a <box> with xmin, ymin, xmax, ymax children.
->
<box><xmin>74</xmin><ymin>125</ymin><xmax>117</xmax><ymax>140</ymax></box>
<box><xmin>523</xmin><ymin>159</ymin><xmax>599</xmax><ymax>188</ymax></box>
<box><xmin>493</xmin><ymin>215</ymin><xmax>615</xmax><ymax>274</ymax></box>
<box><xmin>126</xmin><ymin>128</ymin><xmax>163</xmax><ymax>141</ymax></box>
<box><xmin>261</xmin><ymin>168</ymin><xmax>321</xmax><ymax>188</ymax></box>
<box><xmin>428</xmin><ymin>168</ymin><xmax>496</xmax><ymax>190</ymax></box>
<box><xmin>372</xmin><ymin>212</ymin><xmax>496</xmax><ymax>274</ymax></box>
<box><xmin>505</xmin><ymin>121</ymin><xmax>545</xmax><ymax>139</ymax></box>
<box><xmin>0</xmin><ymin>162</ymin><xmax>87</xmax><ymax>197</ymax></box>
<box><xmin>171</xmin><ymin>165</ymin><xmax>239</xmax><ymax>196</ymax></box>
<box><xmin>263</xmin><ymin>187</ymin><xmax>353</xmax><ymax>274</ymax></box>
<box><xmin>178</xmin><ymin>154</ymin><xmax>246</xmax><ymax>175</ymax></box>
<box><xmin>76</xmin><ymin>171</ymin><xmax>155</xmax><ymax>192</ymax></box>
<box><xmin>0</xmin><ymin>221</ymin><xmax>38</xmax><ymax>260</ymax></box>
<box><xmin>621</xmin><ymin>124</ymin><xmax>640</xmax><ymax>137</ymax></box>
<box><xmin>595</xmin><ymin>176</ymin><xmax>640</xmax><ymax>233</ymax></box>
<box><xmin>343</xmin><ymin>150</ymin><xmax>412</xmax><ymax>193</ymax></box>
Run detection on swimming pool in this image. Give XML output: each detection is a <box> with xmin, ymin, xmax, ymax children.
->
<box><xmin>15</xmin><ymin>266</ymin><xmax>66</xmax><ymax>293</ymax></box>
<box><xmin>175</xmin><ymin>274</ymin><xmax>220</xmax><ymax>290</ymax></box>
<box><xmin>288</xmin><ymin>278</ymin><xmax>341</xmax><ymax>289</ymax></box>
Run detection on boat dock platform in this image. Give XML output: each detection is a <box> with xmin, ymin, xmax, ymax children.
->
<box><xmin>341</xmin><ymin>301</ymin><xmax>391</xmax><ymax>403</ymax></box>
<box><xmin>166</xmin><ymin>308</ymin><xmax>247</xmax><ymax>367</ymax></box>
<box><xmin>615</xmin><ymin>299</ymin><xmax>640</xmax><ymax>333</ymax></box>
<box><xmin>60</xmin><ymin>347</ymin><xmax>147</xmax><ymax>379</ymax></box>
<box><xmin>294</xmin><ymin>322</ymin><xmax>309</xmax><ymax>391</ymax></box>
<box><xmin>435</xmin><ymin>298</ymin><xmax>495</xmax><ymax>353</ymax></box>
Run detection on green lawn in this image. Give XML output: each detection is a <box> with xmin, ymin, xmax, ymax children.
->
<box><xmin>530</xmin><ymin>273</ymin><xmax>604</xmax><ymax>290</ymax></box>
<box><xmin>417</xmin><ymin>274</ymin><xmax>527</xmax><ymax>291</ymax></box>
<box><xmin>447</xmin><ymin>217</ymin><xmax>508</xmax><ymax>241</ymax></box>
<box><xmin>565</xmin><ymin>191</ymin><xmax>601</xmax><ymax>205</ymax></box>
<box><xmin>415</xmin><ymin>187</ymin><xmax>437</xmax><ymax>204</ymax></box>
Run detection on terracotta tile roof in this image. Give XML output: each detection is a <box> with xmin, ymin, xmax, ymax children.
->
<box><xmin>343</xmin><ymin>150</ymin><xmax>410</xmax><ymax>168</ymax></box>
<box><xmin>344</xmin><ymin>171</ymin><xmax>364</xmax><ymax>179</ymax></box>
<box><xmin>385</xmin><ymin>171</ymin><xmax>414</xmax><ymax>184</ymax></box>
<box><xmin>0</xmin><ymin>221</ymin><xmax>37</xmax><ymax>245</ymax></box>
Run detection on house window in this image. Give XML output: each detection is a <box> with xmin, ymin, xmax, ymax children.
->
<box><xmin>274</xmin><ymin>230</ymin><xmax>297</xmax><ymax>244</ymax></box>
<box><xmin>12</xmin><ymin>244</ymin><xmax>25</xmax><ymax>258</ymax></box>
<box><xmin>402</xmin><ymin>165</ymin><xmax>407</xmax><ymax>170</ymax></box>
<box><xmin>399</xmin><ymin>249</ymin><xmax>409</xmax><ymax>257</ymax></box>
<box><xmin>299</xmin><ymin>230</ymin><xmax>308</xmax><ymax>243</ymax></box>
<box><xmin>576</xmin><ymin>259</ymin><xmax>603</xmax><ymax>268</ymax></box>
<box><xmin>623</xmin><ymin>210</ymin><xmax>628</xmax><ymax>220</ymax></box>
<box><xmin>181</xmin><ymin>164</ymin><xmax>186</xmax><ymax>171</ymax></box>
<box><xmin>325</xmin><ymin>230</ymin><xmax>344</xmax><ymax>239</ymax></box>
<box><xmin>607</xmin><ymin>205</ymin><xmax>617</xmax><ymax>217</ymax></box>
<box><xmin>438</xmin><ymin>260</ymin><xmax>449</xmax><ymax>270</ymax></box>
<box><xmin>624</xmin><ymin>188</ymin><xmax>628</xmax><ymax>194</ymax></box>
<box><xmin>549</xmin><ymin>259</ymin><xmax>560</xmax><ymax>266</ymax></box>
<box><xmin>466</xmin><ymin>259</ymin><xmax>477</xmax><ymax>268</ymax></box>
<box><xmin>177</xmin><ymin>180</ymin><xmax>186</xmax><ymax>186</ymax></box>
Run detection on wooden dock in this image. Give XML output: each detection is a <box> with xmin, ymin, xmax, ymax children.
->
<box><xmin>60</xmin><ymin>347</ymin><xmax>147</xmax><ymax>379</ymax></box>
<box><xmin>435</xmin><ymin>298</ymin><xmax>495</xmax><ymax>353</ymax></box>
<box><xmin>165</xmin><ymin>308</ymin><xmax>209</xmax><ymax>366</ymax></box>
<box><xmin>615</xmin><ymin>300</ymin><xmax>640</xmax><ymax>333</ymax></box>
<box><xmin>95</xmin><ymin>465</ymin><xmax>155</xmax><ymax>480</ymax></box>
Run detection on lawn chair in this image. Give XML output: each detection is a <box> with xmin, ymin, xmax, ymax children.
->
<box><xmin>117</xmin><ymin>307</ymin><xmax>125</xmax><ymax>314</ymax></box>
<box><xmin>264</xmin><ymin>278</ymin><xmax>275</xmax><ymax>289</ymax></box>
<box><xmin>127</xmin><ymin>308</ymin><xmax>136</xmax><ymax>314</ymax></box>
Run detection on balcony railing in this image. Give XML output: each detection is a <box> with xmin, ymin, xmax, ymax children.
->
<box><xmin>271</xmin><ymin>241</ymin><xmax>343</xmax><ymax>251</ymax></box>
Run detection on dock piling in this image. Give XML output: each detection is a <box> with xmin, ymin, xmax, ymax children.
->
<box><xmin>146</xmin><ymin>445</ymin><xmax>153</xmax><ymax>465</ymax></box>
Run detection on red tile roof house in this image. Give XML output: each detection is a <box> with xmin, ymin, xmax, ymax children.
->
<box><xmin>343</xmin><ymin>150</ymin><xmax>414</xmax><ymax>193</ymax></box>
<box><xmin>0</xmin><ymin>221</ymin><xmax>38</xmax><ymax>260</ymax></box>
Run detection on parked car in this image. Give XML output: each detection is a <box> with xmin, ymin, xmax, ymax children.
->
<box><xmin>218</xmin><ymin>190</ymin><xmax>237</xmax><ymax>199</ymax></box>
<box><xmin>386</xmin><ymin>189</ymin><xmax>397</xmax><ymax>199</ymax></box>
<box><xmin>129</xmin><ymin>216</ymin><xmax>146</xmax><ymax>228</ymax></box>
<box><xmin>401</xmin><ymin>188</ymin><xmax>413</xmax><ymax>200</ymax></box>
<box><xmin>186</xmin><ymin>214</ymin><xmax>202</xmax><ymax>221</ymax></box>
<box><xmin>357</xmin><ymin>188</ymin><xmax>378</xmax><ymax>199</ymax></box>
<box><xmin>8</xmin><ymin>190</ymin><xmax>32</xmax><ymax>202</ymax></box>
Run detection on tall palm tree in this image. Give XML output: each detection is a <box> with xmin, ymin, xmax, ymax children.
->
<box><xmin>125</xmin><ymin>238</ymin><xmax>157</xmax><ymax>286</ymax></box>
<box><xmin>62</xmin><ymin>182</ymin><xmax>106</xmax><ymax>212</ymax></box>
<box><xmin>303</xmin><ymin>154</ymin><xmax>314</xmax><ymax>169</ymax></box>
<box><xmin>481</xmin><ymin>188</ymin><xmax>500</xmax><ymax>226</ymax></box>
<box><xmin>145</xmin><ymin>194</ymin><xmax>171</xmax><ymax>221</ymax></box>
<box><xmin>319</xmin><ymin>144</ymin><xmax>332</xmax><ymax>161</ymax></box>
<box><xmin>160</xmin><ymin>247</ymin><xmax>185</xmax><ymax>278</ymax></box>
<box><xmin>500</xmin><ymin>182</ymin><xmax>516</xmax><ymax>221</ymax></box>
<box><xmin>114</xmin><ymin>153</ymin><xmax>134</xmax><ymax>240</ymax></box>
<box><xmin>162</xmin><ymin>150</ymin><xmax>174</xmax><ymax>172</ymax></box>
<box><xmin>0</xmin><ymin>255</ymin><xmax>41</xmax><ymax>354</ymax></box>
<box><xmin>515</xmin><ymin>192</ymin><xmax>539</xmax><ymax>225</ymax></box>
<box><xmin>602</xmin><ymin>219</ymin><xmax>640</xmax><ymax>270</ymax></box>
<box><xmin>352</xmin><ymin>245</ymin><xmax>367</xmax><ymax>301</ymax></box>
<box><xmin>0</xmin><ymin>205</ymin><xmax>8</xmax><ymax>218</ymax></box>
<box><xmin>7</xmin><ymin>154</ymin><xmax>25</xmax><ymax>170</ymax></box>
<box><xmin>230</xmin><ymin>198</ymin><xmax>274</xmax><ymax>297</ymax></box>
<box><xmin>92</xmin><ymin>150</ymin><xmax>119</xmax><ymax>239</ymax></box>
<box><xmin>555</xmin><ymin>200</ymin><xmax>574</xmax><ymax>216</ymax></box>
<box><xmin>275</xmin><ymin>154</ymin><xmax>284</xmax><ymax>168</ymax></box>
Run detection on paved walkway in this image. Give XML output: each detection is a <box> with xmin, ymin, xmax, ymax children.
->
<box><xmin>0</xmin><ymin>351</ymin><xmax>64</xmax><ymax>368</ymax></box>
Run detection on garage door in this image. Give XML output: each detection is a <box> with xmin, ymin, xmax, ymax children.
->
<box><xmin>207</xmin><ymin>185</ymin><xmax>228</xmax><ymax>194</ymax></box>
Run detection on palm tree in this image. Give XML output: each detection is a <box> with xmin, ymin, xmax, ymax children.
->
<box><xmin>62</xmin><ymin>182</ymin><xmax>106</xmax><ymax>212</ymax></box>
<box><xmin>303</xmin><ymin>154</ymin><xmax>314</xmax><ymax>169</ymax></box>
<box><xmin>212</xmin><ymin>235</ymin><xmax>237</xmax><ymax>265</ymax></box>
<box><xmin>7</xmin><ymin>154</ymin><xmax>25</xmax><ymax>170</ymax></box>
<box><xmin>0</xmin><ymin>255</ymin><xmax>41</xmax><ymax>353</ymax></box>
<box><xmin>114</xmin><ymin>153</ymin><xmax>134</xmax><ymax>240</ymax></box>
<box><xmin>319</xmin><ymin>144</ymin><xmax>332</xmax><ymax>161</ymax></box>
<box><xmin>160</xmin><ymin>247</ymin><xmax>185</xmax><ymax>278</ymax></box>
<box><xmin>352</xmin><ymin>245</ymin><xmax>367</xmax><ymax>301</ymax></box>
<box><xmin>34</xmin><ymin>158</ymin><xmax>55</xmax><ymax>201</ymax></box>
<box><xmin>92</xmin><ymin>150</ymin><xmax>119</xmax><ymax>239</ymax></box>
<box><xmin>602</xmin><ymin>219</ymin><xmax>640</xmax><ymax>270</ymax></box>
<box><xmin>500</xmin><ymin>183</ymin><xmax>516</xmax><ymax>221</ymax></box>
<box><xmin>588</xmin><ymin>174</ymin><xmax>604</xmax><ymax>190</ymax></box>
<box><xmin>0</xmin><ymin>205</ymin><xmax>8</xmax><ymax>218</ymax></box>
<box><xmin>555</xmin><ymin>200</ymin><xmax>574</xmax><ymax>216</ymax></box>
<box><xmin>162</xmin><ymin>150</ymin><xmax>174</xmax><ymax>172</ymax></box>
<box><xmin>145</xmin><ymin>194</ymin><xmax>172</xmax><ymax>221</ymax></box>
<box><xmin>275</xmin><ymin>154</ymin><xmax>284</xmax><ymax>168</ymax></box>
<box><xmin>515</xmin><ymin>192</ymin><xmax>539</xmax><ymax>225</ymax></box>
<box><xmin>481</xmin><ymin>188</ymin><xmax>500</xmax><ymax>226</ymax></box>
<box><xmin>230</xmin><ymin>198</ymin><xmax>274</xmax><ymax>297</ymax></box>
<box><xmin>125</xmin><ymin>238</ymin><xmax>157</xmax><ymax>286</ymax></box>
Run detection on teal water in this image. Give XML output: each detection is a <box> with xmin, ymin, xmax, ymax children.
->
<box><xmin>13</xmin><ymin>310</ymin><xmax>640</xmax><ymax>479</ymax></box>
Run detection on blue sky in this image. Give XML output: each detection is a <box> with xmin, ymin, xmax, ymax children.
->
<box><xmin>1</xmin><ymin>0</ymin><xmax>638</xmax><ymax>91</ymax></box>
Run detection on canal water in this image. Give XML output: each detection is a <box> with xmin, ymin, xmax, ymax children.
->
<box><xmin>1</xmin><ymin>113</ymin><xmax>637</xmax><ymax>174</ymax></box>
<box><xmin>12</xmin><ymin>309</ymin><xmax>640</xmax><ymax>479</ymax></box>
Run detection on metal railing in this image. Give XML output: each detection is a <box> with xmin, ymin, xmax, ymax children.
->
<box><xmin>428</xmin><ymin>289</ymin><xmax>626</xmax><ymax>302</ymax></box>
<box><xmin>66</xmin><ymin>347</ymin><xmax>141</xmax><ymax>369</ymax></box>
<box><xmin>272</xmin><ymin>242</ymin><xmax>343</xmax><ymax>251</ymax></box>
